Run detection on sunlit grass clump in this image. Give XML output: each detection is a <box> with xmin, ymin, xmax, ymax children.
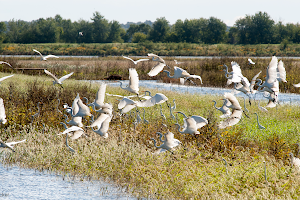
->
<box><xmin>1</xmin><ymin>73</ymin><xmax>300</xmax><ymax>199</ymax></box>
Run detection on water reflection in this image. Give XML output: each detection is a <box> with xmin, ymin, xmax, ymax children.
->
<box><xmin>90</xmin><ymin>80</ymin><xmax>300</xmax><ymax>105</ymax></box>
<box><xmin>0</xmin><ymin>163</ymin><xmax>135</xmax><ymax>200</ymax></box>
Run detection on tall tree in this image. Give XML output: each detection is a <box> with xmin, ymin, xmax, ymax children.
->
<box><xmin>203</xmin><ymin>17</ymin><xmax>227</xmax><ymax>44</ymax></box>
<box><xmin>0</xmin><ymin>22</ymin><xmax>7</xmax><ymax>43</ymax></box>
<box><xmin>148</xmin><ymin>17</ymin><xmax>170</xmax><ymax>42</ymax></box>
<box><xmin>91</xmin><ymin>11</ymin><xmax>109</xmax><ymax>43</ymax></box>
<box><xmin>107</xmin><ymin>20</ymin><xmax>123</xmax><ymax>43</ymax></box>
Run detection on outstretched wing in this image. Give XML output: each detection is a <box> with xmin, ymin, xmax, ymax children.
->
<box><xmin>136</xmin><ymin>58</ymin><xmax>149</xmax><ymax>63</ymax></box>
<box><xmin>89</xmin><ymin>113</ymin><xmax>110</xmax><ymax>130</ymax></box>
<box><xmin>0</xmin><ymin>74</ymin><xmax>14</xmax><ymax>82</ymax></box>
<box><xmin>58</xmin><ymin>72</ymin><xmax>74</xmax><ymax>82</ymax></box>
<box><xmin>33</xmin><ymin>49</ymin><xmax>43</xmax><ymax>57</ymax></box>
<box><xmin>123</xmin><ymin>56</ymin><xmax>134</xmax><ymax>63</ymax></box>
<box><xmin>148</xmin><ymin>62</ymin><xmax>166</xmax><ymax>77</ymax></box>
<box><xmin>250</xmin><ymin>71</ymin><xmax>262</xmax><ymax>93</ymax></box>
<box><xmin>0</xmin><ymin>61</ymin><xmax>14</xmax><ymax>69</ymax></box>
<box><xmin>44</xmin><ymin>69</ymin><xmax>59</xmax><ymax>82</ymax></box>
<box><xmin>191</xmin><ymin>115</ymin><xmax>208</xmax><ymax>129</ymax></box>
<box><xmin>6</xmin><ymin>139</ymin><xmax>26</xmax><ymax>146</ymax></box>
<box><xmin>277</xmin><ymin>60</ymin><xmax>286</xmax><ymax>82</ymax></box>
<box><xmin>60</xmin><ymin>126</ymin><xmax>84</xmax><ymax>135</ymax></box>
<box><xmin>44</xmin><ymin>55</ymin><xmax>59</xmax><ymax>59</ymax></box>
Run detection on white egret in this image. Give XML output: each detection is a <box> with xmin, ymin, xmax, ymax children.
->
<box><xmin>0</xmin><ymin>74</ymin><xmax>14</xmax><ymax>84</ymax></box>
<box><xmin>174</xmin><ymin>111</ymin><xmax>208</xmax><ymax>135</ymax></box>
<box><xmin>79</xmin><ymin>32</ymin><xmax>83</xmax><ymax>36</ymax></box>
<box><xmin>248</xmin><ymin>58</ymin><xmax>255</xmax><ymax>65</ymax></box>
<box><xmin>218</xmin><ymin>93</ymin><xmax>243</xmax><ymax>129</ymax></box>
<box><xmin>222</xmin><ymin>62</ymin><xmax>244</xmax><ymax>85</ymax></box>
<box><xmin>71</xmin><ymin>98</ymin><xmax>92</xmax><ymax>117</ymax></box>
<box><xmin>0</xmin><ymin>98</ymin><xmax>6</xmax><ymax>124</ymax></box>
<box><xmin>254</xmin><ymin>113</ymin><xmax>265</xmax><ymax>129</ymax></box>
<box><xmin>118</xmin><ymin>97</ymin><xmax>137</xmax><ymax>114</ymax></box>
<box><xmin>174</xmin><ymin>60</ymin><xmax>184</xmax><ymax>65</ymax></box>
<box><xmin>150</xmin><ymin>131</ymin><xmax>181</xmax><ymax>154</ymax></box>
<box><xmin>163</xmin><ymin>66</ymin><xmax>202</xmax><ymax>85</ymax></box>
<box><xmin>212</xmin><ymin>99</ymin><xmax>232</xmax><ymax>118</ymax></box>
<box><xmin>33</xmin><ymin>49</ymin><xmax>59</xmax><ymax>61</ymax></box>
<box><xmin>0</xmin><ymin>61</ymin><xmax>14</xmax><ymax>69</ymax></box>
<box><xmin>119</xmin><ymin>68</ymin><xmax>139</xmax><ymax>97</ymax></box>
<box><xmin>122</xmin><ymin>56</ymin><xmax>149</xmax><ymax>65</ymax></box>
<box><xmin>0</xmin><ymin>139</ymin><xmax>26</xmax><ymax>152</ymax></box>
<box><xmin>88</xmin><ymin>83</ymin><xmax>107</xmax><ymax>110</ymax></box>
<box><xmin>44</xmin><ymin>69</ymin><xmax>74</xmax><ymax>88</ymax></box>
<box><xmin>88</xmin><ymin>113</ymin><xmax>111</xmax><ymax>130</ymax></box>
<box><xmin>289</xmin><ymin>153</ymin><xmax>300</xmax><ymax>171</ymax></box>
<box><xmin>59</xmin><ymin>122</ymin><xmax>85</xmax><ymax>140</ymax></box>
<box><xmin>90</xmin><ymin>115</ymin><xmax>112</xmax><ymax>138</ymax></box>
<box><xmin>147</xmin><ymin>53</ymin><xmax>169</xmax><ymax>77</ymax></box>
<box><xmin>63</xmin><ymin>114</ymin><xmax>83</xmax><ymax>127</ymax></box>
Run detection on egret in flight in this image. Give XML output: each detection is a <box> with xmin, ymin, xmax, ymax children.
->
<box><xmin>33</xmin><ymin>49</ymin><xmax>59</xmax><ymax>61</ymax></box>
<box><xmin>0</xmin><ymin>98</ymin><xmax>6</xmax><ymax>124</ymax></box>
<box><xmin>0</xmin><ymin>61</ymin><xmax>14</xmax><ymax>69</ymax></box>
<box><xmin>44</xmin><ymin>69</ymin><xmax>74</xmax><ymax>88</ymax></box>
<box><xmin>0</xmin><ymin>139</ymin><xmax>26</xmax><ymax>152</ymax></box>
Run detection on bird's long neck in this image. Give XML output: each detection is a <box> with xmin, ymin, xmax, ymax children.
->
<box><xmin>175</xmin><ymin>123</ymin><xmax>184</xmax><ymax>134</ymax></box>
<box><xmin>212</xmin><ymin>100</ymin><xmax>219</xmax><ymax>110</ymax></box>
<box><xmin>151</xmin><ymin>138</ymin><xmax>159</xmax><ymax>148</ymax></box>
<box><xmin>156</xmin><ymin>132</ymin><xmax>164</xmax><ymax>142</ymax></box>
<box><xmin>255</xmin><ymin>113</ymin><xmax>260</xmax><ymax>125</ymax></box>
<box><xmin>176</xmin><ymin>111</ymin><xmax>187</xmax><ymax>119</ymax></box>
<box><xmin>119</xmin><ymin>81</ymin><xmax>126</xmax><ymax>89</ymax></box>
<box><xmin>163</xmin><ymin>70</ymin><xmax>173</xmax><ymax>78</ymax></box>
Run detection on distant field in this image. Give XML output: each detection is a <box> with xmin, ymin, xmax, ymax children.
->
<box><xmin>1</xmin><ymin>42</ymin><xmax>300</xmax><ymax>57</ymax></box>
<box><xmin>1</xmin><ymin>56</ymin><xmax>300</xmax><ymax>94</ymax></box>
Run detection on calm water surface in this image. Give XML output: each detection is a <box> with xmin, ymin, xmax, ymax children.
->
<box><xmin>0</xmin><ymin>163</ymin><xmax>136</xmax><ymax>200</ymax></box>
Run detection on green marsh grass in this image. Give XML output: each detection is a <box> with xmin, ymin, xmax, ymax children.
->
<box><xmin>1</xmin><ymin>73</ymin><xmax>300</xmax><ymax>198</ymax></box>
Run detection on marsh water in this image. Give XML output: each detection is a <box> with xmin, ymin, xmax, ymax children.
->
<box><xmin>92</xmin><ymin>80</ymin><xmax>300</xmax><ymax>105</ymax></box>
<box><xmin>0</xmin><ymin>163</ymin><xmax>135</xmax><ymax>200</ymax></box>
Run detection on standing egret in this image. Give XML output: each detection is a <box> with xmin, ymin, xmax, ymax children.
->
<box><xmin>122</xmin><ymin>56</ymin><xmax>149</xmax><ymax>65</ymax></box>
<box><xmin>0</xmin><ymin>98</ymin><xmax>6</xmax><ymax>124</ymax></box>
<box><xmin>33</xmin><ymin>49</ymin><xmax>59</xmax><ymax>61</ymax></box>
<box><xmin>0</xmin><ymin>61</ymin><xmax>14</xmax><ymax>69</ymax></box>
<box><xmin>44</xmin><ymin>69</ymin><xmax>74</xmax><ymax>88</ymax></box>
<box><xmin>174</xmin><ymin>111</ymin><xmax>208</xmax><ymax>135</ymax></box>
<box><xmin>0</xmin><ymin>139</ymin><xmax>26</xmax><ymax>152</ymax></box>
<box><xmin>254</xmin><ymin>113</ymin><xmax>265</xmax><ymax>129</ymax></box>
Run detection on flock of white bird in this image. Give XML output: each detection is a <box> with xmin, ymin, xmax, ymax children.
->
<box><xmin>1</xmin><ymin>51</ymin><xmax>300</xmax><ymax>169</ymax></box>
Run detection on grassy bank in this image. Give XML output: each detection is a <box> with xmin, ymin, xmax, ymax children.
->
<box><xmin>1</xmin><ymin>73</ymin><xmax>300</xmax><ymax>199</ymax></box>
<box><xmin>1</xmin><ymin>56</ymin><xmax>300</xmax><ymax>94</ymax></box>
<box><xmin>2</xmin><ymin>43</ymin><xmax>300</xmax><ymax>57</ymax></box>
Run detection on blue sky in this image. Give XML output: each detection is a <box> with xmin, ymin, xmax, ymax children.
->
<box><xmin>1</xmin><ymin>0</ymin><xmax>299</xmax><ymax>26</ymax></box>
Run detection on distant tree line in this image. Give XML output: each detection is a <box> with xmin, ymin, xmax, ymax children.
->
<box><xmin>1</xmin><ymin>11</ymin><xmax>300</xmax><ymax>45</ymax></box>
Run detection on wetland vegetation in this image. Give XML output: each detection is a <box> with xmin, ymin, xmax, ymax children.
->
<box><xmin>1</xmin><ymin>70</ymin><xmax>300</xmax><ymax>199</ymax></box>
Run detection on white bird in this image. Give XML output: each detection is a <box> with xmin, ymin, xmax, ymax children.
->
<box><xmin>212</xmin><ymin>99</ymin><xmax>232</xmax><ymax>118</ymax></box>
<box><xmin>218</xmin><ymin>93</ymin><xmax>243</xmax><ymax>129</ymax></box>
<box><xmin>164</xmin><ymin>66</ymin><xmax>203</xmax><ymax>85</ymax></box>
<box><xmin>0</xmin><ymin>61</ymin><xmax>14</xmax><ymax>69</ymax></box>
<box><xmin>174</xmin><ymin>60</ymin><xmax>184</xmax><ymax>65</ymax></box>
<box><xmin>71</xmin><ymin>98</ymin><xmax>92</xmax><ymax>117</ymax></box>
<box><xmin>118</xmin><ymin>97</ymin><xmax>138</xmax><ymax>114</ymax></box>
<box><xmin>136</xmin><ymin>93</ymin><xmax>168</xmax><ymax>107</ymax></box>
<box><xmin>119</xmin><ymin>68</ymin><xmax>139</xmax><ymax>96</ymax></box>
<box><xmin>250</xmin><ymin>71</ymin><xmax>262</xmax><ymax>94</ymax></box>
<box><xmin>88</xmin><ymin>83</ymin><xmax>107</xmax><ymax>110</ymax></box>
<box><xmin>88</xmin><ymin>113</ymin><xmax>111</xmax><ymax>130</ymax></box>
<box><xmin>122</xmin><ymin>56</ymin><xmax>149</xmax><ymax>65</ymax></box>
<box><xmin>248</xmin><ymin>58</ymin><xmax>255</xmax><ymax>65</ymax></box>
<box><xmin>90</xmin><ymin>115</ymin><xmax>112</xmax><ymax>138</ymax></box>
<box><xmin>33</xmin><ymin>49</ymin><xmax>59</xmax><ymax>61</ymax></box>
<box><xmin>0</xmin><ymin>98</ymin><xmax>6</xmax><ymax>124</ymax></box>
<box><xmin>175</xmin><ymin>111</ymin><xmax>208</xmax><ymax>135</ymax></box>
<box><xmin>79</xmin><ymin>32</ymin><xmax>83</xmax><ymax>36</ymax></box>
<box><xmin>63</xmin><ymin>114</ymin><xmax>83</xmax><ymax>128</ymax></box>
<box><xmin>151</xmin><ymin>131</ymin><xmax>181</xmax><ymax>154</ymax></box>
<box><xmin>63</xmin><ymin>93</ymin><xmax>83</xmax><ymax>127</ymax></box>
<box><xmin>0</xmin><ymin>139</ymin><xmax>26</xmax><ymax>152</ymax></box>
<box><xmin>44</xmin><ymin>69</ymin><xmax>74</xmax><ymax>88</ymax></box>
<box><xmin>223</xmin><ymin>62</ymin><xmax>244</xmax><ymax>85</ymax></box>
<box><xmin>290</xmin><ymin>153</ymin><xmax>300</xmax><ymax>171</ymax></box>
<box><xmin>59</xmin><ymin>122</ymin><xmax>85</xmax><ymax>140</ymax></box>
<box><xmin>147</xmin><ymin>53</ymin><xmax>169</xmax><ymax>77</ymax></box>
<box><xmin>254</xmin><ymin>113</ymin><xmax>265</xmax><ymax>129</ymax></box>
<box><xmin>0</xmin><ymin>74</ymin><xmax>14</xmax><ymax>84</ymax></box>
<box><xmin>256</xmin><ymin>56</ymin><xmax>286</xmax><ymax>94</ymax></box>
